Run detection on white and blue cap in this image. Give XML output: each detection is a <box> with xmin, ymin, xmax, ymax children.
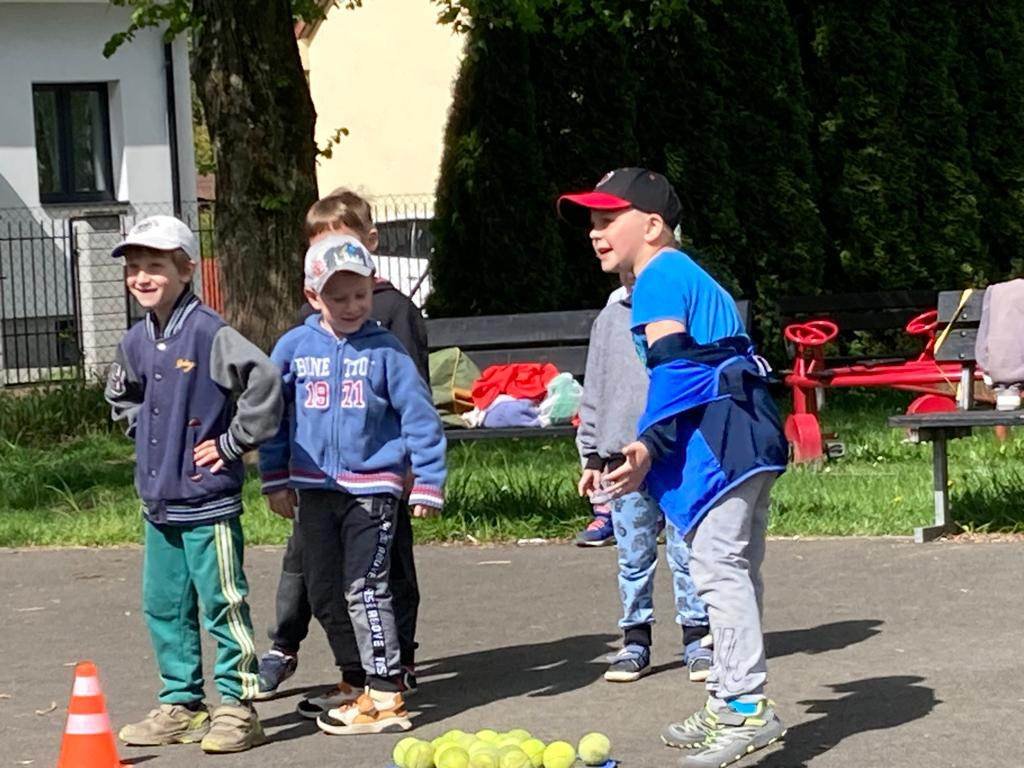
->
<box><xmin>304</xmin><ymin>233</ymin><xmax>376</xmax><ymax>292</ymax></box>
<box><xmin>111</xmin><ymin>215</ymin><xmax>199</xmax><ymax>262</ymax></box>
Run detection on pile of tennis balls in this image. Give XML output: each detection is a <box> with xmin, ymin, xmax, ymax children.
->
<box><xmin>391</xmin><ymin>728</ymin><xmax>613</xmax><ymax>768</ymax></box>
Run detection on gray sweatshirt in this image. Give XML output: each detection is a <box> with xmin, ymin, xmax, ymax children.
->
<box><xmin>575</xmin><ymin>290</ymin><xmax>649</xmax><ymax>470</ymax></box>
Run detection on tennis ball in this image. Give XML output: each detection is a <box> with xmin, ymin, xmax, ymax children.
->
<box><xmin>434</xmin><ymin>735</ymin><xmax>453</xmax><ymax>751</ymax></box>
<box><xmin>505</xmin><ymin>729</ymin><xmax>532</xmax><ymax>743</ymax></box>
<box><xmin>542</xmin><ymin>741</ymin><xmax>576</xmax><ymax>768</ymax></box>
<box><xmin>496</xmin><ymin>736</ymin><xmax>523</xmax><ymax>750</ymax></box>
<box><xmin>403</xmin><ymin>741</ymin><xmax>435</xmax><ymax>768</ymax></box>
<box><xmin>437</xmin><ymin>746</ymin><xmax>471</xmax><ymax>768</ymax></box>
<box><xmin>393</xmin><ymin>736</ymin><xmax>421</xmax><ymax>767</ymax></box>
<box><xmin>476</xmin><ymin>729</ymin><xmax>500</xmax><ymax>743</ymax></box>
<box><xmin>519</xmin><ymin>738</ymin><xmax>546</xmax><ymax>768</ymax></box>
<box><xmin>456</xmin><ymin>734</ymin><xmax>479</xmax><ymax>751</ymax></box>
<box><xmin>577</xmin><ymin>733</ymin><xmax>611</xmax><ymax>766</ymax></box>
<box><xmin>469</xmin><ymin>744</ymin><xmax>500</xmax><ymax>768</ymax></box>
<box><xmin>444</xmin><ymin>729</ymin><xmax>469</xmax><ymax>744</ymax></box>
<box><xmin>498</xmin><ymin>746</ymin><xmax>531</xmax><ymax>768</ymax></box>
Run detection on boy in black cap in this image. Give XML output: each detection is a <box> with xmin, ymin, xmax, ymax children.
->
<box><xmin>559</xmin><ymin>169</ymin><xmax>789</xmax><ymax>768</ymax></box>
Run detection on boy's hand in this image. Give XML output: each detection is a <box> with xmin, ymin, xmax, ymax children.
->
<box><xmin>194</xmin><ymin>439</ymin><xmax>225</xmax><ymax>474</ymax></box>
<box><xmin>267</xmin><ymin>489</ymin><xmax>298</xmax><ymax>519</ymax></box>
<box><xmin>578</xmin><ymin>468</ymin><xmax>603</xmax><ymax>498</ymax></box>
<box><xmin>603</xmin><ymin>441</ymin><xmax>651</xmax><ymax>498</ymax></box>
<box><xmin>411</xmin><ymin>504</ymin><xmax>439</xmax><ymax>519</ymax></box>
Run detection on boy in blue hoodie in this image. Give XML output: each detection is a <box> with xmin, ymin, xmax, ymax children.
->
<box><xmin>259</xmin><ymin>233</ymin><xmax>445</xmax><ymax>735</ymax></box>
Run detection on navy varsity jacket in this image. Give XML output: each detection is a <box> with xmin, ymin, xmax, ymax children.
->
<box><xmin>105</xmin><ymin>290</ymin><xmax>283</xmax><ymax>525</ymax></box>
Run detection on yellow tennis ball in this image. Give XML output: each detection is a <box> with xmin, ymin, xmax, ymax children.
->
<box><xmin>498</xmin><ymin>746</ymin><xmax>532</xmax><ymax>768</ymax></box>
<box><xmin>456</xmin><ymin>734</ymin><xmax>479</xmax><ymax>751</ymax></box>
<box><xmin>469</xmin><ymin>744</ymin><xmax>500</xmax><ymax>768</ymax></box>
<box><xmin>520</xmin><ymin>739</ymin><xmax>546</xmax><ymax>768</ymax></box>
<box><xmin>577</xmin><ymin>733</ymin><xmax>611</xmax><ymax>766</ymax></box>
<box><xmin>436</xmin><ymin>743</ymin><xmax>461</xmax><ymax>764</ymax></box>
<box><xmin>444</xmin><ymin>729</ymin><xmax>469</xmax><ymax>744</ymax></box>
<box><xmin>404</xmin><ymin>741</ymin><xmax>435</xmax><ymax>768</ymax></box>
<box><xmin>542</xmin><ymin>741</ymin><xmax>576</xmax><ymax>768</ymax></box>
<box><xmin>505</xmin><ymin>729</ymin><xmax>532</xmax><ymax>743</ymax></box>
<box><xmin>496</xmin><ymin>736</ymin><xmax>522</xmax><ymax>750</ymax></box>
<box><xmin>393</xmin><ymin>736</ymin><xmax>421</xmax><ymax>767</ymax></box>
<box><xmin>476</xmin><ymin>729</ymin><xmax>500</xmax><ymax>743</ymax></box>
<box><xmin>437</xmin><ymin>746</ymin><xmax>471</xmax><ymax>768</ymax></box>
<box><xmin>434</xmin><ymin>735</ymin><xmax>453</xmax><ymax>751</ymax></box>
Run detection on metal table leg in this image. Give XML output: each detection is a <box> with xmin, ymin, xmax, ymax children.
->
<box><xmin>914</xmin><ymin>430</ymin><xmax>955</xmax><ymax>543</ymax></box>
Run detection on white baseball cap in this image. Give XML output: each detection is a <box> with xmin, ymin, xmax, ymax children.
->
<box><xmin>304</xmin><ymin>234</ymin><xmax>376</xmax><ymax>292</ymax></box>
<box><xmin>111</xmin><ymin>215</ymin><xmax>199</xmax><ymax>263</ymax></box>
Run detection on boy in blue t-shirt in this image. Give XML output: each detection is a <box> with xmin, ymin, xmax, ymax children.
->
<box><xmin>559</xmin><ymin>168</ymin><xmax>789</xmax><ymax>768</ymax></box>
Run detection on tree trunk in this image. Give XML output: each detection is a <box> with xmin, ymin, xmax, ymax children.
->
<box><xmin>191</xmin><ymin>0</ymin><xmax>318</xmax><ymax>349</ymax></box>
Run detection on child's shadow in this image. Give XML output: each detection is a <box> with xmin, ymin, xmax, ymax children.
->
<box><xmin>755</xmin><ymin>675</ymin><xmax>938</xmax><ymax>767</ymax></box>
<box><xmin>410</xmin><ymin>632</ymin><xmax>618</xmax><ymax>726</ymax></box>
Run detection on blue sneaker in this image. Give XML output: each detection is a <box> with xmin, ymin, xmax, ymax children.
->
<box><xmin>576</xmin><ymin>514</ymin><xmax>615</xmax><ymax>547</ymax></box>
<box><xmin>253</xmin><ymin>649</ymin><xmax>297</xmax><ymax>700</ymax></box>
<box><xmin>684</xmin><ymin>637</ymin><xmax>713</xmax><ymax>683</ymax></box>
<box><xmin>604</xmin><ymin>643</ymin><xmax>651</xmax><ymax>682</ymax></box>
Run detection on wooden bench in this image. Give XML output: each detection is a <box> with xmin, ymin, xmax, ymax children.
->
<box><xmin>887</xmin><ymin>289</ymin><xmax>1018</xmax><ymax>542</ymax></box>
<box><xmin>426</xmin><ymin>301</ymin><xmax>750</xmax><ymax>441</ymax></box>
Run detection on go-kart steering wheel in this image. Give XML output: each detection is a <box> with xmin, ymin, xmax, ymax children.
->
<box><xmin>905</xmin><ymin>309</ymin><xmax>938</xmax><ymax>337</ymax></box>
<box><xmin>784</xmin><ymin>320</ymin><xmax>838</xmax><ymax>347</ymax></box>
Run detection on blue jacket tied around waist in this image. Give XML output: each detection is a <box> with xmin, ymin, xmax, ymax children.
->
<box><xmin>259</xmin><ymin>315</ymin><xmax>446</xmax><ymax>508</ymax></box>
<box><xmin>637</xmin><ymin>333</ymin><xmax>788</xmax><ymax>535</ymax></box>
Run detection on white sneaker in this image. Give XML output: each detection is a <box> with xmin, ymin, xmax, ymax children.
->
<box><xmin>296</xmin><ymin>681</ymin><xmax>360</xmax><ymax>719</ymax></box>
<box><xmin>996</xmin><ymin>385</ymin><xmax>1021</xmax><ymax>411</ymax></box>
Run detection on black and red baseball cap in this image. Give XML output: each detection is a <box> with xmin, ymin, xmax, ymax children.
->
<box><xmin>557</xmin><ymin>167</ymin><xmax>682</xmax><ymax>229</ymax></box>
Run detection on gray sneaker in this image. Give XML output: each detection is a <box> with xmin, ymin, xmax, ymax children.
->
<box><xmin>118</xmin><ymin>703</ymin><xmax>210</xmax><ymax>746</ymax></box>
<box><xmin>662</xmin><ymin>700</ymin><xmax>717</xmax><ymax>749</ymax></box>
<box><xmin>200</xmin><ymin>703</ymin><xmax>268</xmax><ymax>753</ymax></box>
<box><xmin>678</xmin><ymin>700</ymin><xmax>786</xmax><ymax>767</ymax></box>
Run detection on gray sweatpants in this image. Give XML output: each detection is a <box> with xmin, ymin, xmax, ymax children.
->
<box><xmin>685</xmin><ymin>471</ymin><xmax>776</xmax><ymax>701</ymax></box>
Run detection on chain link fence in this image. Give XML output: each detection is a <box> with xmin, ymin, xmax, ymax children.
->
<box><xmin>0</xmin><ymin>195</ymin><xmax>433</xmax><ymax>387</ymax></box>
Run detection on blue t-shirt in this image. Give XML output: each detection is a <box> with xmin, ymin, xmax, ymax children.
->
<box><xmin>631</xmin><ymin>248</ymin><xmax>746</xmax><ymax>362</ymax></box>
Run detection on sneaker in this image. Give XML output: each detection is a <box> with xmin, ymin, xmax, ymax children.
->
<box><xmin>253</xmin><ymin>649</ymin><xmax>298</xmax><ymax>700</ymax></box>
<box><xmin>118</xmin><ymin>703</ymin><xmax>210</xmax><ymax>746</ymax></box>
<box><xmin>200</xmin><ymin>703</ymin><xmax>267</xmax><ymax>753</ymax></box>
<box><xmin>678</xmin><ymin>700</ymin><xmax>786</xmax><ymax>767</ymax></box>
<box><xmin>316</xmin><ymin>689</ymin><xmax>412</xmax><ymax>735</ymax></box>
<box><xmin>576</xmin><ymin>514</ymin><xmax>615</xmax><ymax>547</ymax></box>
<box><xmin>296</xmin><ymin>681</ymin><xmax>361</xmax><ymax>719</ymax></box>
<box><xmin>400</xmin><ymin>666</ymin><xmax>418</xmax><ymax>696</ymax></box>
<box><xmin>661</xmin><ymin>700</ymin><xmax>717</xmax><ymax>750</ymax></box>
<box><xmin>604</xmin><ymin>643</ymin><xmax>651</xmax><ymax>682</ymax></box>
<box><xmin>996</xmin><ymin>384</ymin><xmax>1021</xmax><ymax>411</ymax></box>
<box><xmin>684</xmin><ymin>637</ymin><xmax>713</xmax><ymax>683</ymax></box>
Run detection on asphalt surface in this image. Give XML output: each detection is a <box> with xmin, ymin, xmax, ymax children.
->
<box><xmin>2</xmin><ymin>539</ymin><xmax>1022</xmax><ymax>767</ymax></box>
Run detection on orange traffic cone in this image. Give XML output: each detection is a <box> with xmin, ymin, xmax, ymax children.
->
<box><xmin>57</xmin><ymin>661</ymin><xmax>124</xmax><ymax>768</ymax></box>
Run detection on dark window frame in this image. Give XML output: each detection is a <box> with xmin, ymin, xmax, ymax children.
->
<box><xmin>32</xmin><ymin>82</ymin><xmax>115</xmax><ymax>205</ymax></box>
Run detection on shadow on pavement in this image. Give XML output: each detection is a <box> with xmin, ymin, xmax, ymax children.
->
<box><xmin>755</xmin><ymin>675</ymin><xmax>937</xmax><ymax>767</ymax></box>
<box><xmin>767</xmin><ymin>619</ymin><xmax>884</xmax><ymax>658</ymax></box>
<box><xmin>261</xmin><ymin>709</ymin><xmax>320</xmax><ymax>743</ymax></box>
<box><xmin>410</xmin><ymin>633</ymin><xmax>618</xmax><ymax>725</ymax></box>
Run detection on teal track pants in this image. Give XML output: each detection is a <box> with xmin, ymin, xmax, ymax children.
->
<box><xmin>142</xmin><ymin>517</ymin><xmax>259</xmax><ymax>703</ymax></box>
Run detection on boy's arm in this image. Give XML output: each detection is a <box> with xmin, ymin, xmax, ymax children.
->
<box><xmin>385</xmin><ymin>347</ymin><xmax>447</xmax><ymax>509</ymax></box>
<box><xmin>258</xmin><ymin>338</ymin><xmax>295</xmax><ymax>494</ymax></box>
<box><xmin>575</xmin><ymin>315</ymin><xmax>603</xmax><ymax>469</ymax></box>
<box><xmin>104</xmin><ymin>342</ymin><xmax>144</xmax><ymax>438</ymax></box>
<box><xmin>209</xmin><ymin>326</ymin><xmax>284</xmax><ymax>461</ymax></box>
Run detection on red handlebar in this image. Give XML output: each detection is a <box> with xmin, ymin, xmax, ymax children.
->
<box><xmin>784</xmin><ymin>320</ymin><xmax>838</xmax><ymax>347</ymax></box>
<box><xmin>905</xmin><ymin>309</ymin><xmax>938</xmax><ymax>337</ymax></box>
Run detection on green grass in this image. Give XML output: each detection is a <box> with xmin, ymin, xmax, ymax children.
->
<box><xmin>1</xmin><ymin>388</ymin><xmax>1023</xmax><ymax>547</ymax></box>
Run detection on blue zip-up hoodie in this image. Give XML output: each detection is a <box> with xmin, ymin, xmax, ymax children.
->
<box><xmin>259</xmin><ymin>314</ymin><xmax>446</xmax><ymax>508</ymax></box>
<box><xmin>104</xmin><ymin>290</ymin><xmax>284</xmax><ymax>525</ymax></box>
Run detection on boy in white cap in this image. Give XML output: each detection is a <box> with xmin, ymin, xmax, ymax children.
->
<box><xmin>259</xmin><ymin>233</ymin><xmax>446</xmax><ymax>735</ymax></box>
<box><xmin>105</xmin><ymin>215</ymin><xmax>283</xmax><ymax>753</ymax></box>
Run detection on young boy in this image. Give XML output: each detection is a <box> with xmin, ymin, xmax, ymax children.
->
<box><xmin>257</xmin><ymin>190</ymin><xmax>427</xmax><ymax>710</ymax></box>
<box><xmin>104</xmin><ymin>215</ymin><xmax>283</xmax><ymax>753</ymax></box>
<box><xmin>577</xmin><ymin>272</ymin><xmax>712</xmax><ymax>683</ymax></box>
<box><xmin>259</xmin><ymin>233</ymin><xmax>445</xmax><ymax>735</ymax></box>
<box><xmin>559</xmin><ymin>169</ymin><xmax>789</xmax><ymax>767</ymax></box>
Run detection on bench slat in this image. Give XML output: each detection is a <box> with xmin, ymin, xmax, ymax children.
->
<box><xmin>779</xmin><ymin>290</ymin><xmax>936</xmax><ymax>315</ymax></box>
<box><xmin>935</xmin><ymin>289</ymin><xmax>983</xmax><ymax>363</ymax></box>
<box><xmin>889</xmin><ymin>410</ymin><xmax>1024</xmax><ymax>429</ymax></box>
<box><xmin>427</xmin><ymin>310</ymin><xmax>599</xmax><ymax>350</ymax></box>
<box><xmin>445</xmin><ymin>425</ymin><xmax>577</xmax><ymax>441</ymax></box>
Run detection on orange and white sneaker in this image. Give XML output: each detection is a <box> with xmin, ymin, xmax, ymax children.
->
<box><xmin>296</xmin><ymin>681</ymin><xmax>360</xmax><ymax>719</ymax></box>
<box><xmin>316</xmin><ymin>689</ymin><xmax>412</xmax><ymax>735</ymax></box>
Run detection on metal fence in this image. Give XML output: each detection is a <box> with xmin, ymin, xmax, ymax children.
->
<box><xmin>0</xmin><ymin>195</ymin><xmax>433</xmax><ymax>387</ymax></box>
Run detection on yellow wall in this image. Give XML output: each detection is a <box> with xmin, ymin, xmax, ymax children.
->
<box><xmin>302</xmin><ymin>0</ymin><xmax>465</xmax><ymax>202</ymax></box>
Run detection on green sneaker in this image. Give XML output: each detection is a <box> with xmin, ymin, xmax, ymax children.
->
<box><xmin>678</xmin><ymin>700</ymin><xmax>785</xmax><ymax>767</ymax></box>
<box><xmin>662</xmin><ymin>700</ymin><xmax>717</xmax><ymax>749</ymax></box>
<box><xmin>200</xmin><ymin>704</ymin><xmax>268</xmax><ymax>753</ymax></box>
<box><xmin>117</xmin><ymin>703</ymin><xmax>210</xmax><ymax>746</ymax></box>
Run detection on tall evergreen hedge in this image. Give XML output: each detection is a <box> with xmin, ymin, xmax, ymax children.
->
<box><xmin>429</xmin><ymin>2</ymin><xmax>1024</xmax><ymax>325</ymax></box>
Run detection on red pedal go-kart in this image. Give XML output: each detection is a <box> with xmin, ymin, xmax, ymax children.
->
<box><xmin>783</xmin><ymin>309</ymin><xmax>977</xmax><ymax>463</ymax></box>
